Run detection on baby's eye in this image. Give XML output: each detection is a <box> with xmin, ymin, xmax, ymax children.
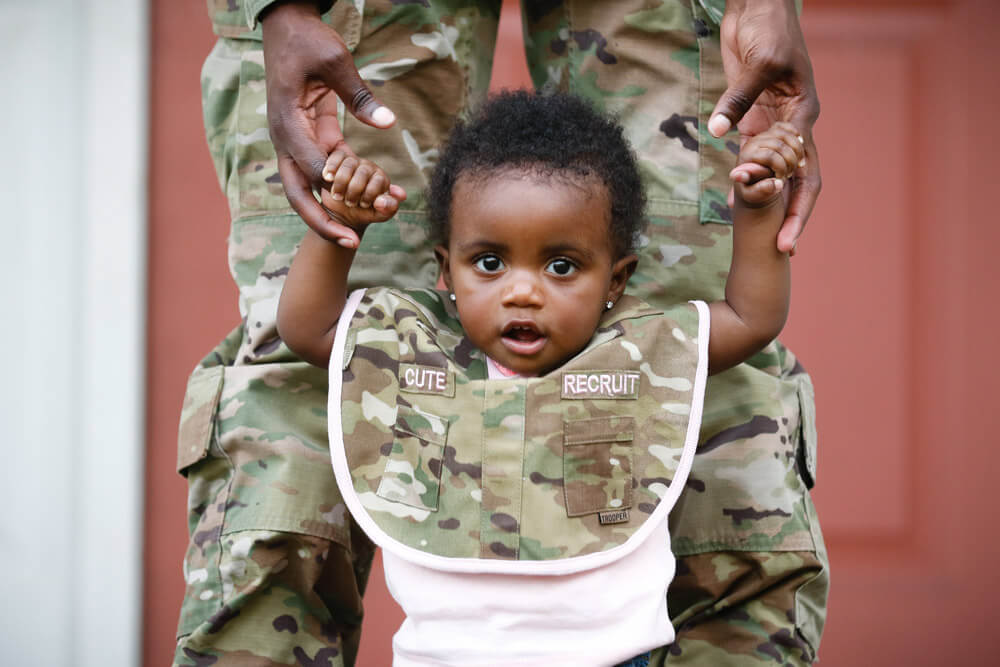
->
<box><xmin>474</xmin><ymin>254</ymin><xmax>505</xmax><ymax>273</ymax></box>
<box><xmin>546</xmin><ymin>258</ymin><xmax>577</xmax><ymax>276</ymax></box>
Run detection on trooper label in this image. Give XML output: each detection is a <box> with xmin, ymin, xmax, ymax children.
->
<box><xmin>399</xmin><ymin>363</ymin><xmax>455</xmax><ymax>397</ymax></box>
<box><xmin>598</xmin><ymin>509</ymin><xmax>631</xmax><ymax>525</ymax></box>
<box><xmin>561</xmin><ymin>371</ymin><xmax>640</xmax><ymax>399</ymax></box>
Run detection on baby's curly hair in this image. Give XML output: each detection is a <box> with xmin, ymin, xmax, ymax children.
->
<box><xmin>427</xmin><ymin>91</ymin><xmax>646</xmax><ymax>258</ymax></box>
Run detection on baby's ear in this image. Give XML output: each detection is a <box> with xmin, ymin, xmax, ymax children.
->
<box><xmin>434</xmin><ymin>245</ymin><xmax>452</xmax><ymax>290</ymax></box>
<box><xmin>609</xmin><ymin>254</ymin><xmax>638</xmax><ymax>301</ymax></box>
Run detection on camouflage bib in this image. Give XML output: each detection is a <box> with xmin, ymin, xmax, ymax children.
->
<box><xmin>328</xmin><ymin>288</ymin><xmax>708</xmax><ymax>574</ymax></box>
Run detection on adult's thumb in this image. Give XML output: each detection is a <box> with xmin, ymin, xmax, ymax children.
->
<box><xmin>327</xmin><ymin>66</ymin><xmax>396</xmax><ymax>129</ymax></box>
<box><xmin>708</xmin><ymin>68</ymin><xmax>769</xmax><ymax>137</ymax></box>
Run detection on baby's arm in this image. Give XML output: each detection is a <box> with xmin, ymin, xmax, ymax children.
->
<box><xmin>276</xmin><ymin>151</ymin><xmax>405</xmax><ymax>367</ymax></box>
<box><xmin>708</xmin><ymin>122</ymin><xmax>804</xmax><ymax>374</ymax></box>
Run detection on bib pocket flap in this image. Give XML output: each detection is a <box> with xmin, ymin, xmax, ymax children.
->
<box><xmin>392</xmin><ymin>404</ymin><xmax>450</xmax><ymax>446</ymax></box>
<box><xmin>377</xmin><ymin>405</ymin><xmax>449</xmax><ymax>512</ymax></box>
<box><xmin>564</xmin><ymin>416</ymin><xmax>635</xmax><ymax>445</ymax></box>
<box><xmin>563</xmin><ymin>416</ymin><xmax>635</xmax><ymax>518</ymax></box>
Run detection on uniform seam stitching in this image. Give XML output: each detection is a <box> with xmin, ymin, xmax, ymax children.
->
<box><xmin>211</xmin><ymin>416</ymin><xmax>234</xmax><ymax>611</ymax></box>
<box><xmin>695</xmin><ymin>0</ymin><xmax>707</xmax><ymax>226</ymax></box>
<box><xmin>479</xmin><ymin>385</ymin><xmax>488</xmax><ymax>558</ymax></box>
<box><xmin>514</xmin><ymin>386</ymin><xmax>526</xmax><ymax>559</ymax></box>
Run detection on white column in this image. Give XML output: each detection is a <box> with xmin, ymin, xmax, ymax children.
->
<box><xmin>0</xmin><ymin>1</ymin><xmax>148</xmax><ymax>664</ymax></box>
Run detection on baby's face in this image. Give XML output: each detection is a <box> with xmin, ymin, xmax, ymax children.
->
<box><xmin>436</xmin><ymin>173</ymin><xmax>634</xmax><ymax>377</ymax></box>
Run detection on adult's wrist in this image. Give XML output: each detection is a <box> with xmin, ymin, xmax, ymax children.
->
<box><xmin>257</xmin><ymin>0</ymin><xmax>332</xmax><ymax>28</ymax></box>
<box><xmin>723</xmin><ymin>0</ymin><xmax>799</xmax><ymax>17</ymax></box>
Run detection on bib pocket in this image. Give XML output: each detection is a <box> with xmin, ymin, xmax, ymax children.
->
<box><xmin>377</xmin><ymin>405</ymin><xmax>449</xmax><ymax>512</ymax></box>
<box><xmin>563</xmin><ymin>416</ymin><xmax>635</xmax><ymax>517</ymax></box>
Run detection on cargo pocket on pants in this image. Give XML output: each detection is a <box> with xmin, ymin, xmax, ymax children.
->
<box><xmin>176</xmin><ymin>366</ymin><xmax>225</xmax><ymax>474</ymax></box>
<box><xmin>793</xmin><ymin>370</ymin><xmax>827</xmax><ymax>658</ymax></box>
<box><xmin>175</xmin><ymin>365</ymin><xmax>227</xmax><ymax>638</ymax></box>
<box><xmin>563</xmin><ymin>416</ymin><xmax>634</xmax><ymax>517</ymax></box>
<box><xmin>794</xmin><ymin>371</ymin><xmax>818</xmax><ymax>489</ymax></box>
<box><xmin>794</xmin><ymin>552</ymin><xmax>830</xmax><ymax>662</ymax></box>
<box><xmin>376</xmin><ymin>405</ymin><xmax>449</xmax><ymax>512</ymax></box>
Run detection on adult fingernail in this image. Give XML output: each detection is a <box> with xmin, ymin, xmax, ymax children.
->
<box><xmin>372</xmin><ymin>106</ymin><xmax>395</xmax><ymax>126</ymax></box>
<box><xmin>332</xmin><ymin>193</ymin><xmax>343</xmax><ymax>201</ymax></box>
<box><xmin>338</xmin><ymin>238</ymin><xmax>355</xmax><ymax>248</ymax></box>
<box><xmin>360</xmin><ymin>201</ymin><xmax>370</xmax><ymax>208</ymax></box>
<box><xmin>798</xmin><ymin>135</ymin><xmax>805</xmax><ymax>144</ymax></box>
<box><xmin>774</xmin><ymin>179</ymin><xmax>784</xmax><ymax>192</ymax></box>
<box><xmin>798</xmin><ymin>158</ymin><xmax>806</xmax><ymax>167</ymax></box>
<box><xmin>323</xmin><ymin>170</ymin><xmax>333</xmax><ymax>181</ymax></box>
<box><xmin>708</xmin><ymin>114</ymin><xmax>731</xmax><ymax>137</ymax></box>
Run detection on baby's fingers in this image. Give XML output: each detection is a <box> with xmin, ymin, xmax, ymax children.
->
<box><xmin>322</xmin><ymin>149</ymin><xmax>350</xmax><ymax>182</ymax></box>
<box><xmin>730</xmin><ymin>162</ymin><xmax>773</xmax><ymax>185</ymax></box>
<box><xmin>372</xmin><ymin>194</ymin><xmax>399</xmax><ymax>216</ymax></box>
<box><xmin>357</xmin><ymin>168</ymin><xmax>388</xmax><ymax>208</ymax></box>
<box><xmin>738</xmin><ymin>177</ymin><xmax>785</xmax><ymax>207</ymax></box>
<box><xmin>341</xmin><ymin>160</ymin><xmax>375</xmax><ymax>207</ymax></box>
<box><xmin>372</xmin><ymin>184</ymin><xmax>407</xmax><ymax>215</ymax></box>
<box><xmin>388</xmin><ymin>184</ymin><xmax>406</xmax><ymax>199</ymax></box>
<box><xmin>741</xmin><ymin>123</ymin><xmax>804</xmax><ymax>178</ymax></box>
<box><xmin>324</xmin><ymin>150</ymin><xmax>359</xmax><ymax>202</ymax></box>
<box><xmin>740</xmin><ymin>139</ymin><xmax>800</xmax><ymax>180</ymax></box>
<box><xmin>769</xmin><ymin>122</ymin><xmax>806</xmax><ymax>174</ymax></box>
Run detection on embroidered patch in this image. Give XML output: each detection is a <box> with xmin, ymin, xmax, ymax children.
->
<box><xmin>561</xmin><ymin>371</ymin><xmax>640</xmax><ymax>399</ymax></box>
<box><xmin>399</xmin><ymin>363</ymin><xmax>454</xmax><ymax>397</ymax></box>
<box><xmin>598</xmin><ymin>509</ymin><xmax>630</xmax><ymax>525</ymax></box>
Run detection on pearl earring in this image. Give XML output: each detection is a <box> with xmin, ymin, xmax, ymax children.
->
<box><xmin>606</xmin><ymin>300</ymin><xmax>614</xmax><ymax>311</ymax></box>
<box><xmin>449</xmin><ymin>293</ymin><xmax>456</xmax><ymax>302</ymax></box>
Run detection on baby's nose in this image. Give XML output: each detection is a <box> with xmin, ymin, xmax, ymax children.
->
<box><xmin>502</xmin><ymin>275</ymin><xmax>543</xmax><ymax>306</ymax></box>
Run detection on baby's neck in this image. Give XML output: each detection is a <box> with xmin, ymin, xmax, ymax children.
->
<box><xmin>486</xmin><ymin>357</ymin><xmax>522</xmax><ymax>379</ymax></box>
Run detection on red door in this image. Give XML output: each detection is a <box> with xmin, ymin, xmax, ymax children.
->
<box><xmin>145</xmin><ymin>1</ymin><xmax>1000</xmax><ymax>664</ymax></box>
<box><xmin>782</xmin><ymin>1</ymin><xmax>1000</xmax><ymax>662</ymax></box>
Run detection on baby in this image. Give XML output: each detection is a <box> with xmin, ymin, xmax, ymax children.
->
<box><xmin>278</xmin><ymin>91</ymin><xmax>804</xmax><ymax>666</ymax></box>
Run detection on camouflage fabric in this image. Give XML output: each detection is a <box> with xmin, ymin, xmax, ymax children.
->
<box><xmin>334</xmin><ymin>288</ymin><xmax>703</xmax><ymax>561</ymax></box>
<box><xmin>176</xmin><ymin>0</ymin><xmax>828</xmax><ymax>665</ymax></box>
<box><xmin>174</xmin><ymin>326</ymin><xmax>377</xmax><ymax>667</ymax></box>
<box><xmin>177</xmin><ymin>3</ymin><xmax>504</xmax><ymax>665</ymax></box>
<box><xmin>522</xmin><ymin>3</ymin><xmax>828</xmax><ymax>663</ymax></box>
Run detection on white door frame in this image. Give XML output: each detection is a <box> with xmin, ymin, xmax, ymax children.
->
<box><xmin>0</xmin><ymin>1</ymin><xmax>147</xmax><ymax>664</ymax></box>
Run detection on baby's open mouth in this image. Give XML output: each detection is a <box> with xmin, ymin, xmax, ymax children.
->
<box><xmin>501</xmin><ymin>323</ymin><xmax>547</xmax><ymax>355</ymax></box>
<box><xmin>503</xmin><ymin>324</ymin><xmax>542</xmax><ymax>343</ymax></box>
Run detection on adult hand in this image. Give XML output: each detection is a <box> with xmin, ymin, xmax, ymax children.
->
<box><xmin>708</xmin><ymin>0</ymin><xmax>820</xmax><ymax>254</ymax></box>
<box><xmin>261</xmin><ymin>0</ymin><xmax>396</xmax><ymax>246</ymax></box>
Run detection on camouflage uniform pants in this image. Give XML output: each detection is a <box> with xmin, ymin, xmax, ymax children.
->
<box><xmin>174</xmin><ymin>1</ymin><xmax>828</xmax><ymax>665</ymax></box>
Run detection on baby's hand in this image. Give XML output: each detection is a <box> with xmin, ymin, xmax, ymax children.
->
<box><xmin>319</xmin><ymin>149</ymin><xmax>406</xmax><ymax>245</ymax></box>
<box><xmin>730</xmin><ymin>122</ymin><xmax>805</xmax><ymax>208</ymax></box>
